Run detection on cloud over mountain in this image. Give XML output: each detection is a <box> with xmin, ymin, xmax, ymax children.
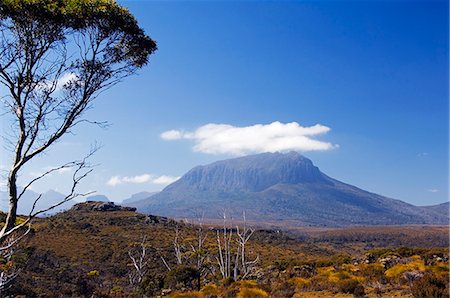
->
<box><xmin>107</xmin><ymin>174</ymin><xmax>179</xmax><ymax>187</ymax></box>
<box><xmin>161</xmin><ymin>121</ymin><xmax>337</xmax><ymax>155</ymax></box>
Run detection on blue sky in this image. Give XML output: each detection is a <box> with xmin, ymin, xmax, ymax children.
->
<box><xmin>1</xmin><ymin>0</ymin><xmax>448</xmax><ymax>205</ymax></box>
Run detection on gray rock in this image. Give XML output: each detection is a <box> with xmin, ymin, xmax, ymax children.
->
<box><xmin>71</xmin><ymin>201</ymin><xmax>136</xmax><ymax>212</ymax></box>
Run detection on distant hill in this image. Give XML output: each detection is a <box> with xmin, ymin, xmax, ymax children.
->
<box><xmin>130</xmin><ymin>152</ymin><xmax>448</xmax><ymax>226</ymax></box>
<box><xmin>85</xmin><ymin>194</ymin><xmax>110</xmax><ymax>202</ymax></box>
<box><xmin>121</xmin><ymin>191</ymin><xmax>158</xmax><ymax>205</ymax></box>
<box><xmin>0</xmin><ymin>189</ymin><xmax>76</xmax><ymax>216</ymax></box>
<box><xmin>419</xmin><ymin>202</ymin><xmax>449</xmax><ymax>220</ymax></box>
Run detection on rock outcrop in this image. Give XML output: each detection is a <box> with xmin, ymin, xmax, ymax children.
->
<box><xmin>71</xmin><ymin>201</ymin><xmax>136</xmax><ymax>212</ymax></box>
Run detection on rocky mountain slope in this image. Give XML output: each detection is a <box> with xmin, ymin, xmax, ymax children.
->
<box><xmin>419</xmin><ymin>202</ymin><xmax>449</xmax><ymax>219</ymax></box>
<box><xmin>131</xmin><ymin>152</ymin><xmax>448</xmax><ymax>226</ymax></box>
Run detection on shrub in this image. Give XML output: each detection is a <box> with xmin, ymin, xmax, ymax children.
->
<box><xmin>201</xmin><ymin>283</ymin><xmax>219</xmax><ymax>297</ymax></box>
<box><xmin>237</xmin><ymin>287</ymin><xmax>268</xmax><ymax>298</ymax></box>
<box><xmin>139</xmin><ymin>274</ymin><xmax>165</xmax><ymax>296</ymax></box>
<box><xmin>273</xmin><ymin>259</ymin><xmax>292</xmax><ymax>271</ymax></box>
<box><xmin>87</xmin><ymin>270</ymin><xmax>100</xmax><ymax>277</ymax></box>
<box><xmin>385</xmin><ymin>257</ymin><xmax>425</xmax><ymax>283</ymax></box>
<box><xmin>238</xmin><ymin>280</ymin><xmax>258</xmax><ymax>288</ymax></box>
<box><xmin>166</xmin><ymin>265</ymin><xmax>200</xmax><ymax>290</ymax></box>
<box><xmin>168</xmin><ymin>292</ymin><xmax>203</xmax><ymax>298</ymax></box>
<box><xmin>429</xmin><ymin>263</ymin><xmax>450</xmax><ymax>277</ymax></box>
<box><xmin>410</xmin><ymin>272</ymin><xmax>448</xmax><ymax>298</ymax></box>
<box><xmin>422</xmin><ymin>249</ymin><xmax>450</xmax><ymax>266</ymax></box>
<box><xmin>358</xmin><ymin>263</ymin><xmax>386</xmax><ymax>284</ymax></box>
<box><xmin>336</xmin><ymin>278</ymin><xmax>363</xmax><ymax>295</ymax></box>
<box><xmin>309</xmin><ymin>274</ymin><xmax>331</xmax><ymax>291</ymax></box>
<box><xmin>316</xmin><ymin>254</ymin><xmax>351</xmax><ymax>267</ymax></box>
<box><xmin>270</xmin><ymin>280</ymin><xmax>296</xmax><ymax>298</ymax></box>
<box><xmin>291</xmin><ymin>277</ymin><xmax>311</xmax><ymax>290</ymax></box>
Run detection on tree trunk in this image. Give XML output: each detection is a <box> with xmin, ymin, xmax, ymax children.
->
<box><xmin>0</xmin><ymin>173</ymin><xmax>18</xmax><ymax>241</ymax></box>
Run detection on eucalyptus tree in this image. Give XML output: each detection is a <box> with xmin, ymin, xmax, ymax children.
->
<box><xmin>0</xmin><ymin>0</ymin><xmax>157</xmax><ymax>246</ymax></box>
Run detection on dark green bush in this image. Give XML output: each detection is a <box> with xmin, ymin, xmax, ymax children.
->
<box><xmin>315</xmin><ymin>254</ymin><xmax>351</xmax><ymax>267</ymax></box>
<box><xmin>270</xmin><ymin>280</ymin><xmax>296</xmax><ymax>298</ymax></box>
<box><xmin>410</xmin><ymin>272</ymin><xmax>448</xmax><ymax>298</ymax></box>
<box><xmin>337</xmin><ymin>278</ymin><xmax>364</xmax><ymax>296</ymax></box>
<box><xmin>273</xmin><ymin>259</ymin><xmax>292</xmax><ymax>271</ymax></box>
<box><xmin>166</xmin><ymin>265</ymin><xmax>200</xmax><ymax>290</ymax></box>
<box><xmin>140</xmin><ymin>274</ymin><xmax>165</xmax><ymax>296</ymax></box>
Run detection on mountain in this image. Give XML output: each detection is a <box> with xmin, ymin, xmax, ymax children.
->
<box><xmin>419</xmin><ymin>202</ymin><xmax>449</xmax><ymax>219</ymax></box>
<box><xmin>130</xmin><ymin>152</ymin><xmax>448</xmax><ymax>226</ymax></box>
<box><xmin>0</xmin><ymin>189</ymin><xmax>76</xmax><ymax>216</ymax></box>
<box><xmin>85</xmin><ymin>194</ymin><xmax>110</xmax><ymax>202</ymax></box>
<box><xmin>121</xmin><ymin>191</ymin><xmax>158</xmax><ymax>205</ymax></box>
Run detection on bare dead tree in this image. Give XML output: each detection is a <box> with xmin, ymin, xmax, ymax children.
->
<box><xmin>0</xmin><ymin>149</ymin><xmax>95</xmax><ymax>244</ymax></box>
<box><xmin>173</xmin><ymin>225</ymin><xmax>183</xmax><ymax>265</ymax></box>
<box><xmin>0</xmin><ymin>0</ymin><xmax>156</xmax><ymax>247</ymax></box>
<box><xmin>216</xmin><ymin>211</ymin><xmax>259</xmax><ymax>281</ymax></box>
<box><xmin>236</xmin><ymin>212</ymin><xmax>259</xmax><ymax>279</ymax></box>
<box><xmin>128</xmin><ymin>235</ymin><xmax>149</xmax><ymax>287</ymax></box>
<box><xmin>189</xmin><ymin>212</ymin><xmax>208</xmax><ymax>272</ymax></box>
<box><xmin>187</xmin><ymin>212</ymin><xmax>209</xmax><ymax>290</ymax></box>
<box><xmin>159</xmin><ymin>251</ymin><xmax>171</xmax><ymax>272</ymax></box>
<box><xmin>216</xmin><ymin>211</ymin><xmax>234</xmax><ymax>280</ymax></box>
<box><xmin>0</xmin><ymin>234</ymin><xmax>21</xmax><ymax>294</ymax></box>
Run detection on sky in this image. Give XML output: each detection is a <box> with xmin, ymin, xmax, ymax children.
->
<box><xmin>0</xmin><ymin>0</ymin><xmax>448</xmax><ymax>206</ymax></box>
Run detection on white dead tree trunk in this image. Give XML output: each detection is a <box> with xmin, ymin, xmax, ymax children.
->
<box><xmin>216</xmin><ymin>211</ymin><xmax>234</xmax><ymax>280</ymax></box>
<box><xmin>216</xmin><ymin>211</ymin><xmax>259</xmax><ymax>281</ymax></box>
<box><xmin>128</xmin><ymin>235</ymin><xmax>149</xmax><ymax>286</ymax></box>
<box><xmin>173</xmin><ymin>225</ymin><xmax>183</xmax><ymax>265</ymax></box>
<box><xmin>236</xmin><ymin>212</ymin><xmax>258</xmax><ymax>279</ymax></box>
<box><xmin>0</xmin><ymin>235</ymin><xmax>21</xmax><ymax>294</ymax></box>
<box><xmin>189</xmin><ymin>213</ymin><xmax>208</xmax><ymax>271</ymax></box>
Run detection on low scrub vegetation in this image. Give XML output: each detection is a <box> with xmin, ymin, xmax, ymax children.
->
<box><xmin>3</xmin><ymin>207</ymin><xmax>449</xmax><ymax>297</ymax></box>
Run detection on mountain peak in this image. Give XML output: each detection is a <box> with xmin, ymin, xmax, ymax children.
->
<box><xmin>131</xmin><ymin>153</ymin><xmax>448</xmax><ymax>226</ymax></box>
<box><xmin>166</xmin><ymin>152</ymin><xmax>324</xmax><ymax>193</ymax></box>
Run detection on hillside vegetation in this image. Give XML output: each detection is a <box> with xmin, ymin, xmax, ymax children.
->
<box><xmin>6</xmin><ymin>203</ymin><xmax>449</xmax><ymax>297</ymax></box>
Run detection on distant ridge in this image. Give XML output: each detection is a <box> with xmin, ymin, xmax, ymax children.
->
<box><xmin>419</xmin><ymin>202</ymin><xmax>449</xmax><ymax>220</ymax></box>
<box><xmin>0</xmin><ymin>189</ymin><xmax>75</xmax><ymax>215</ymax></box>
<box><xmin>130</xmin><ymin>152</ymin><xmax>448</xmax><ymax>226</ymax></box>
<box><xmin>121</xmin><ymin>191</ymin><xmax>158</xmax><ymax>205</ymax></box>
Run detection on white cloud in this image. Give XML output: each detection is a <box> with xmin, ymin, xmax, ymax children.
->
<box><xmin>107</xmin><ymin>174</ymin><xmax>179</xmax><ymax>187</ymax></box>
<box><xmin>122</xmin><ymin>174</ymin><xmax>153</xmax><ymax>184</ymax></box>
<box><xmin>56</xmin><ymin>73</ymin><xmax>78</xmax><ymax>90</ymax></box>
<box><xmin>161</xmin><ymin>121</ymin><xmax>337</xmax><ymax>155</ymax></box>
<box><xmin>160</xmin><ymin>130</ymin><xmax>184</xmax><ymax>140</ymax></box>
<box><xmin>29</xmin><ymin>166</ymin><xmax>72</xmax><ymax>178</ymax></box>
<box><xmin>107</xmin><ymin>176</ymin><xmax>122</xmax><ymax>187</ymax></box>
<box><xmin>39</xmin><ymin>73</ymin><xmax>79</xmax><ymax>91</ymax></box>
<box><xmin>427</xmin><ymin>189</ymin><xmax>439</xmax><ymax>193</ymax></box>
<box><xmin>153</xmin><ymin>175</ymin><xmax>180</xmax><ymax>185</ymax></box>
